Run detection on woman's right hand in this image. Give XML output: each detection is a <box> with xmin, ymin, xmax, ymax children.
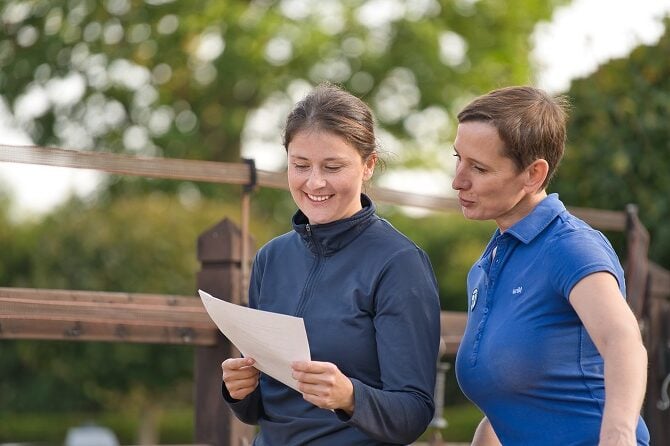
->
<box><xmin>221</xmin><ymin>357</ymin><xmax>260</xmax><ymax>400</ymax></box>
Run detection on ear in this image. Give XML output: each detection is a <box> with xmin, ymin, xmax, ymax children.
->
<box><xmin>362</xmin><ymin>153</ymin><xmax>377</xmax><ymax>181</ymax></box>
<box><xmin>523</xmin><ymin>159</ymin><xmax>549</xmax><ymax>193</ymax></box>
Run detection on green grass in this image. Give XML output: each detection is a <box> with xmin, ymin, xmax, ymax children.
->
<box><xmin>440</xmin><ymin>402</ymin><xmax>483</xmax><ymax>441</ymax></box>
<box><xmin>1</xmin><ymin>403</ymin><xmax>481</xmax><ymax>444</ymax></box>
<box><xmin>0</xmin><ymin>408</ymin><xmax>193</xmax><ymax>444</ymax></box>
<box><xmin>418</xmin><ymin>402</ymin><xmax>482</xmax><ymax>443</ymax></box>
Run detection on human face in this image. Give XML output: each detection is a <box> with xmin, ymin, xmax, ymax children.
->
<box><xmin>451</xmin><ymin>121</ymin><xmax>546</xmax><ymax>231</ymax></box>
<box><xmin>287</xmin><ymin>130</ymin><xmax>375</xmax><ymax>225</ymax></box>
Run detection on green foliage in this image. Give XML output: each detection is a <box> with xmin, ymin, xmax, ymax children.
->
<box><xmin>0</xmin><ymin>191</ymin><xmax>35</xmax><ymax>287</ymax></box>
<box><xmin>440</xmin><ymin>402</ymin><xmax>484</xmax><ymax>441</ymax></box>
<box><xmin>553</xmin><ymin>18</ymin><xmax>670</xmax><ymax>268</ymax></box>
<box><xmin>1</xmin><ymin>0</ymin><xmax>565</xmax><ymax>170</ymax></box>
<box><xmin>0</xmin><ymin>403</ymin><xmax>483</xmax><ymax>444</ymax></box>
<box><xmin>0</xmin><ymin>408</ymin><xmax>193</xmax><ymax>444</ymax></box>
<box><xmin>0</xmin><ymin>193</ymin><xmax>274</xmax><ymax>414</ymax></box>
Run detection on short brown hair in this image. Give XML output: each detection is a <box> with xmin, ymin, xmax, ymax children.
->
<box><xmin>283</xmin><ymin>83</ymin><xmax>377</xmax><ymax>162</ymax></box>
<box><xmin>457</xmin><ymin>86</ymin><xmax>570</xmax><ymax>188</ymax></box>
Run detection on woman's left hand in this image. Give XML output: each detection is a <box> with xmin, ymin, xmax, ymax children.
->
<box><xmin>292</xmin><ymin>360</ymin><xmax>355</xmax><ymax>414</ymax></box>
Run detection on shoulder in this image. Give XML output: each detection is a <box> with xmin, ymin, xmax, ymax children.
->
<box><xmin>547</xmin><ymin>213</ymin><xmax>618</xmax><ymax>261</ymax></box>
<box><xmin>368</xmin><ymin>216</ymin><xmax>425</xmax><ymax>251</ymax></box>
<box><xmin>255</xmin><ymin>230</ymin><xmax>300</xmax><ymax>262</ymax></box>
<box><xmin>365</xmin><ymin>217</ymin><xmax>434</xmax><ymax>271</ymax></box>
<box><xmin>542</xmin><ymin>212</ymin><xmax>624</xmax><ymax>295</ymax></box>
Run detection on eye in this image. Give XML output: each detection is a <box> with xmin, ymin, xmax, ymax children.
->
<box><xmin>473</xmin><ymin>165</ymin><xmax>486</xmax><ymax>173</ymax></box>
<box><xmin>292</xmin><ymin>163</ymin><xmax>310</xmax><ymax>171</ymax></box>
<box><xmin>324</xmin><ymin>165</ymin><xmax>343</xmax><ymax>172</ymax></box>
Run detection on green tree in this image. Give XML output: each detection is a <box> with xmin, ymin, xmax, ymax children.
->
<box><xmin>553</xmin><ymin>17</ymin><xmax>670</xmax><ymax>268</ymax></box>
<box><xmin>1</xmin><ymin>0</ymin><xmax>565</xmax><ymax>169</ymax></box>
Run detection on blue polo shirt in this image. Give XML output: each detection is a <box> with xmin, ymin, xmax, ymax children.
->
<box><xmin>455</xmin><ymin>194</ymin><xmax>649</xmax><ymax>445</ymax></box>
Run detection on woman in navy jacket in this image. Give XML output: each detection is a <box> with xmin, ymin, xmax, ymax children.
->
<box><xmin>220</xmin><ymin>83</ymin><xmax>442</xmax><ymax>445</ymax></box>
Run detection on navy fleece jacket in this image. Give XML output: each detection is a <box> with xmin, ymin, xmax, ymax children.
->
<box><xmin>223</xmin><ymin>195</ymin><xmax>441</xmax><ymax>445</ymax></box>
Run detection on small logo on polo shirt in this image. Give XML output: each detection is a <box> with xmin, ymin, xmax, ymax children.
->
<box><xmin>512</xmin><ymin>286</ymin><xmax>523</xmax><ymax>295</ymax></box>
<box><xmin>470</xmin><ymin>288</ymin><xmax>479</xmax><ymax>310</ymax></box>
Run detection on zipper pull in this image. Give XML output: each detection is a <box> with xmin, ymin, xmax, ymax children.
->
<box><xmin>306</xmin><ymin>223</ymin><xmax>311</xmax><ymax>236</ymax></box>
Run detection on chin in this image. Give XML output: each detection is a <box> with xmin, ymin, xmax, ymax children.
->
<box><xmin>304</xmin><ymin>213</ymin><xmax>332</xmax><ymax>225</ymax></box>
<box><xmin>462</xmin><ymin>210</ymin><xmax>487</xmax><ymax>221</ymax></box>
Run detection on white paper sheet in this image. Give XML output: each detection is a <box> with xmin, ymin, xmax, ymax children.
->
<box><xmin>198</xmin><ymin>289</ymin><xmax>311</xmax><ymax>392</ymax></box>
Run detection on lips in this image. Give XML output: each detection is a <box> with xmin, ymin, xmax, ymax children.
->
<box><xmin>459</xmin><ymin>196</ymin><xmax>475</xmax><ymax>207</ymax></box>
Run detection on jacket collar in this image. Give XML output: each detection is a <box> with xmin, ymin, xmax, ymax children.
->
<box><xmin>292</xmin><ymin>194</ymin><xmax>377</xmax><ymax>256</ymax></box>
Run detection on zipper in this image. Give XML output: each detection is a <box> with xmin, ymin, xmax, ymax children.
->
<box><xmin>295</xmin><ymin>223</ymin><xmax>323</xmax><ymax>316</ymax></box>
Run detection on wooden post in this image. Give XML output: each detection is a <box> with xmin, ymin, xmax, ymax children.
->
<box><xmin>623</xmin><ymin>205</ymin><xmax>670</xmax><ymax>445</ymax></box>
<box><xmin>645</xmin><ymin>295</ymin><xmax>670</xmax><ymax>446</ymax></box>
<box><xmin>624</xmin><ymin>204</ymin><xmax>650</xmax><ymax>320</ymax></box>
<box><xmin>195</xmin><ymin>218</ymin><xmax>255</xmax><ymax>446</ymax></box>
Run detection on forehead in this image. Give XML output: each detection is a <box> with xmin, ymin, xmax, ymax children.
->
<box><xmin>288</xmin><ymin>130</ymin><xmax>360</xmax><ymax>160</ymax></box>
<box><xmin>455</xmin><ymin>121</ymin><xmax>507</xmax><ymax>160</ymax></box>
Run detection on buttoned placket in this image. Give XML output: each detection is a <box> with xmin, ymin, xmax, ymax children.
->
<box><xmin>469</xmin><ymin>233</ymin><xmax>505</xmax><ymax>366</ymax></box>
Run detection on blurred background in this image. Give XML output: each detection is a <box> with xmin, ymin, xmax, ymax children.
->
<box><xmin>1</xmin><ymin>0</ymin><xmax>669</xmax><ymax>443</ymax></box>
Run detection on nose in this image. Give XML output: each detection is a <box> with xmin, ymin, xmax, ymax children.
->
<box><xmin>451</xmin><ymin>164</ymin><xmax>470</xmax><ymax>191</ymax></box>
<box><xmin>306</xmin><ymin>169</ymin><xmax>326</xmax><ymax>189</ymax></box>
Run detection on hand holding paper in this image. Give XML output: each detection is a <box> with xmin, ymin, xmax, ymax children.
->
<box><xmin>198</xmin><ymin>289</ymin><xmax>311</xmax><ymax>392</ymax></box>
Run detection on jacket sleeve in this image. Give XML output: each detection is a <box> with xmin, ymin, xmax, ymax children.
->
<box><xmin>336</xmin><ymin>247</ymin><xmax>442</xmax><ymax>443</ymax></box>
<box><xmin>221</xmin><ymin>383</ymin><xmax>263</xmax><ymax>424</ymax></box>
<box><xmin>220</xmin><ymin>251</ymin><xmax>266</xmax><ymax>424</ymax></box>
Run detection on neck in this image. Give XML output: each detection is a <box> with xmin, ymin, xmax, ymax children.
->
<box><xmin>497</xmin><ymin>190</ymin><xmax>547</xmax><ymax>232</ymax></box>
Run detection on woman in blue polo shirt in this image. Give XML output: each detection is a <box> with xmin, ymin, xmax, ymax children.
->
<box><xmin>452</xmin><ymin>86</ymin><xmax>649</xmax><ymax>445</ymax></box>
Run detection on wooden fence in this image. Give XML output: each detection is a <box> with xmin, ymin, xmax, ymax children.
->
<box><xmin>0</xmin><ymin>145</ymin><xmax>669</xmax><ymax>444</ymax></box>
<box><xmin>625</xmin><ymin>206</ymin><xmax>670</xmax><ymax>444</ymax></box>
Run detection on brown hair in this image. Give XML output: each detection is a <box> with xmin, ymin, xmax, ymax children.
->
<box><xmin>283</xmin><ymin>83</ymin><xmax>377</xmax><ymax>162</ymax></box>
<box><xmin>457</xmin><ymin>86</ymin><xmax>570</xmax><ymax>188</ymax></box>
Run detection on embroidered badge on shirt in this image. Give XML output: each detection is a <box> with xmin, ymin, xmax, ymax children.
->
<box><xmin>470</xmin><ymin>288</ymin><xmax>479</xmax><ymax>311</ymax></box>
<box><xmin>512</xmin><ymin>286</ymin><xmax>523</xmax><ymax>295</ymax></box>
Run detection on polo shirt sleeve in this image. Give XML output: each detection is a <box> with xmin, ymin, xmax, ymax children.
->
<box><xmin>548</xmin><ymin>229</ymin><xmax>624</xmax><ymax>300</ymax></box>
<box><xmin>337</xmin><ymin>246</ymin><xmax>441</xmax><ymax>443</ymax></box>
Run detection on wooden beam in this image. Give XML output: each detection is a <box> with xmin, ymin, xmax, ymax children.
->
<box><xmin>0</xmin><ymin>288</ymin><xmax>218</xmax><ymax>345</ymax></box>
<box><xmin>0</xmin><ymin>318</ymin><xmax>217</xmax><ymax>345</ymax></box>
<box><xmin>441</xmin><ymin>311</ymin><xmax>467</xmax><ymax>356</ymax></box>
<box><xmin>0</xmin><ymin>287</ymin><xmax>469</xmax><ymax>354</ymax></box>
<box><xmin>570</xmin><ymin>205</ymin><xmax>627</xmax><ymax>232</ymax></box>
<box><xmin>0</xmin><ymin>145</ymin><xmax>628</xmax><ymax>230</ymax></box>
<box><xmin>0</xmin><ymin>144</ymin><xmax>251</xmax><ymax>185</ymax></box>
<box><xmin>0</xmin><ymin>287</ymin><xmax>203</xmax><ymax>307</ymax></box>
<box><xmin>0</xmin><ymin>297</ymin><xmax>211</xmax><ymax>325</ymax></box>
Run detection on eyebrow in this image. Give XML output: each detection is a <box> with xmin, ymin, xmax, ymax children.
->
<box><xmin>289</xmin><ymin>155</ymin><xmax>348</xmax><ymax>162</ymax></box>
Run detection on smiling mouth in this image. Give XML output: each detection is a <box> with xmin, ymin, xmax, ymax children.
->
<box><xmin>307</xmin><ymin>193</ymin><xmax>332</xmax><ymax>202</ymax></box>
